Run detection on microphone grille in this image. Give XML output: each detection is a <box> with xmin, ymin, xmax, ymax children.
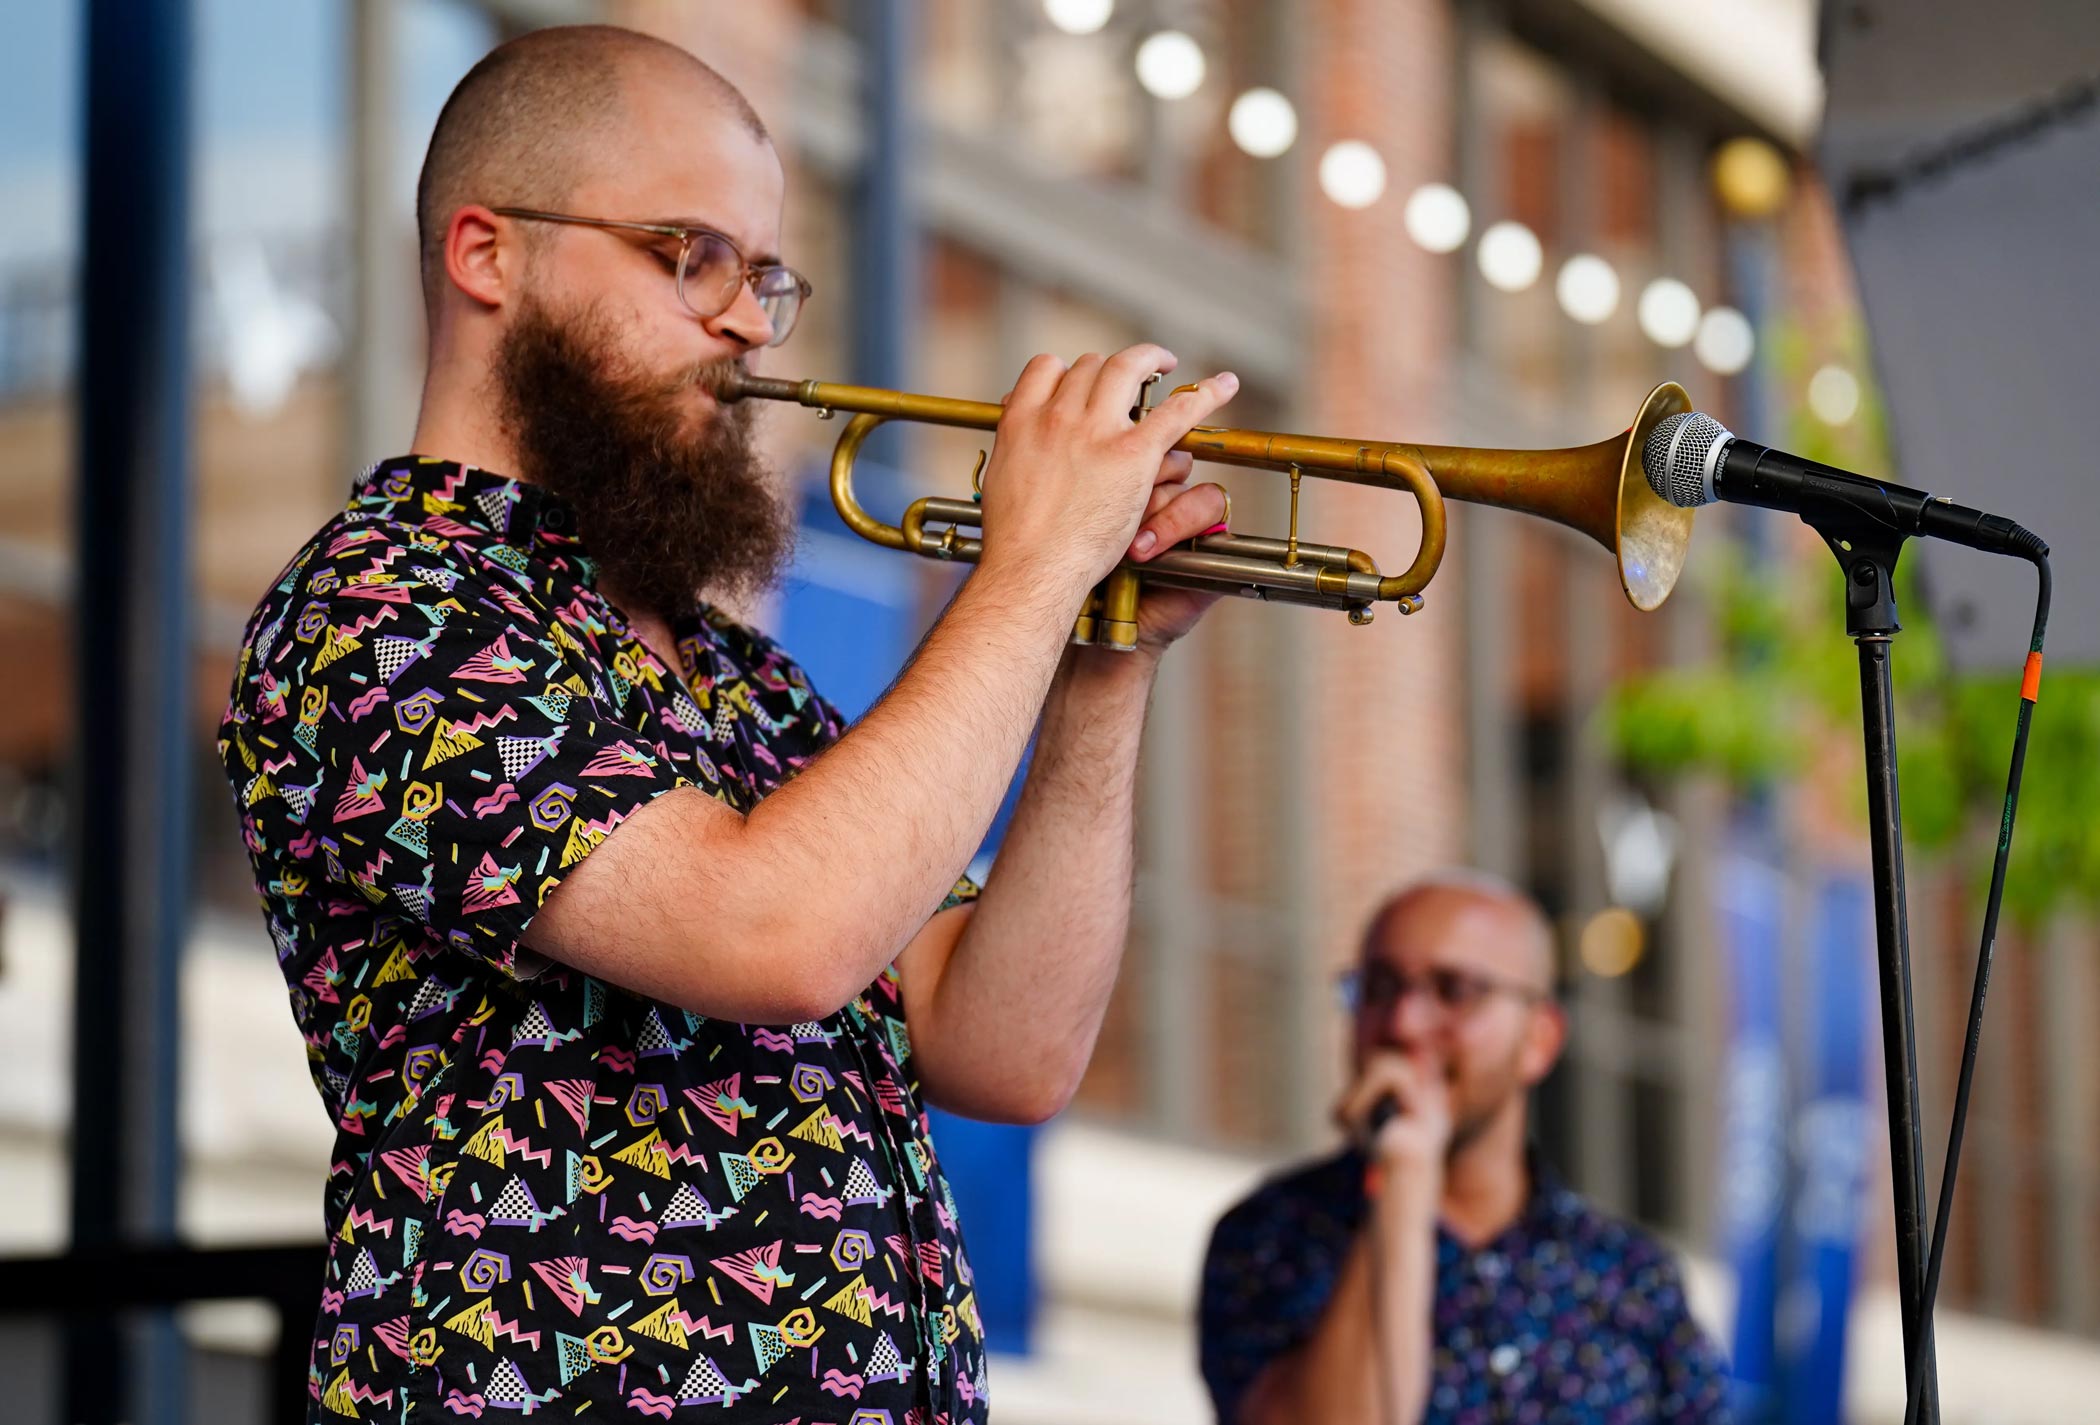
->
<box><xmin>1641</xmin><ymin>410</ymin><xmax>1730</xmax><ymax>508</ymax></box>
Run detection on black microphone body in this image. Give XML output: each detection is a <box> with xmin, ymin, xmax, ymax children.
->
<box><xmin>1642</xmin><ymin>412</ymin><xmax>2046</xmax><ymax>559</ymax></box>
<box><xmin>1716</xmin><ymin>440</ymin><xmax>2034</xmax><ymax>556</ymax></box>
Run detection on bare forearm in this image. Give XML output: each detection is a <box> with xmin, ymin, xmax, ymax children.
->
<box><xmin>910</xmin><ymin>646</ymin><xmax>1155</xmax><ymax>1119</ymax></box>
<box><xmin>1369</xmin><ymin>1174</ymin><xmax>1439</xmax><ymax>1425</ymax></box>
<box><xmin>1248</xmin><ymin>1179</ymin><xmax>1438</xmax><ymax>1425</ymax></box>
<box><xmin>725</xmin><ymin>560</ymin><xmax>1079</xmax><ymax>1008</ymax></box>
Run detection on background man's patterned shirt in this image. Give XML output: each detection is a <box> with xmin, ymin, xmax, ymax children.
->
<box><xmin>219</xmin><ymin>456</ymin><xmax>986</xmax><ymax>1422</ymax></box>
<box><xmin>1200</xmin><ymin>1148</ymin><xmax>1732</xmax><ymax>1424</ymax></box>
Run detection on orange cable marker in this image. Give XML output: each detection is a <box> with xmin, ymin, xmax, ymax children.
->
<box><xmin>2021</xmin><ymin>651</ymin><xmax>2044</xmax><ymax>703</ymax></box>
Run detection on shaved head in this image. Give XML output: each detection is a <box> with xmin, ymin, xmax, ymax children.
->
<box><xmin>416</xmin><ymin>24</ymin><xmax>769</xmax><ymax>310</ymax></box>
<box><xmin>1360</xmin><ymin>870</ymin><xmax>1557</xmax><ymax>988</ymax></box>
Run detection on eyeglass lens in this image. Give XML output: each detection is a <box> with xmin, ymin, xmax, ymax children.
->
<box><xmin>679</xmin><ymin>232</ymin><xmax>804</xmax><ymax>346</ymax></box>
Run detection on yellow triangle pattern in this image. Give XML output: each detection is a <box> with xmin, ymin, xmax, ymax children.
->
<box><xmin>821</xmin><ymin>1274</ymin><xmax>873</xmax><ymax>1326</ymax></box>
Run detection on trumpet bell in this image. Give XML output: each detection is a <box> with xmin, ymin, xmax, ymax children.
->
<box><xmin>1615</xmin><ymin>382</ymin><xmax>1696</xmax><ymax>612</ymax></box>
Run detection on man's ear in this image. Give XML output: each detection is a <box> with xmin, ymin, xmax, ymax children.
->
<box><xmin>442</xmin><ymin>204</ymin><xmax>513</xmax><ymax>310</ymax></box>
<box><xmin>1519</xmin><ymin>1000</ymin><xmax>1567</xmax><ymax>1087</ymax></box>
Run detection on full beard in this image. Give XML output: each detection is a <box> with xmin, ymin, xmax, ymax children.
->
<box><xmin>491</xmin><ymin>294</ymin><xmax>794</xmax><ymax>618</ymax></box>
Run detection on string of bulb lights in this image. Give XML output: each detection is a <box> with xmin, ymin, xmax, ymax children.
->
<box><xmin>1037</xmin><ymin>0</ymin><xmax>1860</xmax><ymax>417</ymax></box>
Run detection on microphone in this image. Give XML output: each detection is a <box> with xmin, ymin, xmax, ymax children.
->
<box><xmin>1641</xmin><ymin>412</ymin><xmax>2045</xmax><ymax>559</ymax></box>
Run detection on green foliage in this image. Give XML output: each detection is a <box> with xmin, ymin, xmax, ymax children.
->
<box><xmin>1601</xmin><ymin>540</ymin><xmax>2096</xmax><ymax>923</ymax></box>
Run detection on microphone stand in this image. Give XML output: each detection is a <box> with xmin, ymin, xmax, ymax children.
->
<box><xmin>1805</xmin><ymin>512</ymin><xmax>1939</xmax><ymax>1425</ymax></box>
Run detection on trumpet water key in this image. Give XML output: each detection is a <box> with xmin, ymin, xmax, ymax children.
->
<box><xmin>725</xmin><ymin>369</ymin><xmax>1697</xmax><ymax>651</ymax></box>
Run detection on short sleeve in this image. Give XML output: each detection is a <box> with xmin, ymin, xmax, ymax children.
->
<box><xmin>233</xmin><ymin>539</ymin><xmax>689</xmax><ymax>977</ymax></box>
<box><xmin>1199</xmin><ymin>1189</ymin><xmax>1315</xmax><ymax>1425</ymax></box>
<box><xmin>1625</xmin><ymin>1245</ymin><xmax>1734</xmax><ymax>1424</ymax></box>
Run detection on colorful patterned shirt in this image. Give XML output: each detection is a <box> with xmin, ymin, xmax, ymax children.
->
<box><xmin>218</xmin><ymin>455</ymin><xmax>987</xmax><ymax>1422</ymax></box>
<box><xmin>1199</xmin><ymin>1148</ymin><xmax>1731</xmax><ymax>1424</ymax></box>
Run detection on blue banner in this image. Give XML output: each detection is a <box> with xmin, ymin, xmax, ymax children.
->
<box><xmin>1776</xmin><ymin>875</ymin><xmax>1870</xmax><ymax>1424</ymax></box>
<box><xmin>1716</xmin><ymin>841</ymin><xmax>1789</xmax><ymax>1422</ymax></box>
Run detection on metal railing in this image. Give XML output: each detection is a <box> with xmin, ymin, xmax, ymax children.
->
<box><xmin>0</xmin><ymin>1242</ymin><xmax>324</xmax><ymax>1425</ymax></box>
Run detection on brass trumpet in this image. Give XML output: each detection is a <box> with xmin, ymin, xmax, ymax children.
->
<box><xmin>726</xmin><ymin>370</ymin><xmax>1696</xmax><ymax>650</ymax></box>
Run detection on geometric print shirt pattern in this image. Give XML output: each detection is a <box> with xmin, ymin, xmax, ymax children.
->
<box><xmin>217</xmin><ymin>456</ymin><xmax>986</xmax><ymax>1423</ymax></box>
<box><xmin>1200</xmin><ymin>1148</ymin><xmax>1732</xmax><ymax>1425</ymax></box>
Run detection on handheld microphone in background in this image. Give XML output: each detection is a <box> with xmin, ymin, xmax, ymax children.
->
<box><xmin>1641</xmin><ymin>411</ymin><xmax>2047</xmax><ymax>559</ymax></box>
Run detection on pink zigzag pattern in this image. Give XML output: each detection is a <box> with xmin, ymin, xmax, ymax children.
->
<box><xmin>658</xmin><ymin>1140</ymin><xmax>708</xmax><ymax>1170</ymax></box>
<box><xmin>343</xmin><ymin>1207</ymin><xmax>396</xmax><ymax>1238</ymax></box>
<box><xmin>443</xmin><ymin>705</ymin><xmax>521</xmax><ymax>737</ymax></box>
<box><xmin>831</xmin><ymin>1118</ymin><xmax>877</xmax><ymax>1150</ymax></box>
<box><xmin>861</xmin><ymin>1288</ymin><xmax>911</xmax><ymax>1321</ymax></box>
<box><xmin>484</xmin><ymin>1308</ymin><xmax>542</xmax><ymax>1351</ymax></box>
<box><xmin>332</xmin><ymin>605</ymin><xmax>401</xmax><ymax>639</ymax></box>
<box><xmin>677</xmin><ymin>1312</ymin><xmax>738</xmax><ymax>1345</ymax></box>
<box><xmin>488</xmin><ymin>1125</ymin><xmax>552</xmax><ymax>1169</ymax></box>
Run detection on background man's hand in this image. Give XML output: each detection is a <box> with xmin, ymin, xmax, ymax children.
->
<box><xmin>1336</xmin><ymin>1049</ymin><xmax>1454</xmax><ymax>1179</ymax></box>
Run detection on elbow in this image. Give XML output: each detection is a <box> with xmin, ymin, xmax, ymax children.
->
<box><xmin>1004</xmin><ymin>1067</ymin><xmax>1083</xmax><ymax>1126</ymax></box>
<box><xmin>666</xmin><ymin>897</ymin><xmax>891</xmax><ymax>1027</ymax></box>
<box><xmin>931</xmin><ymin>1056</ymin><xmax>1083</xmax><ymax>1126</ymax></box>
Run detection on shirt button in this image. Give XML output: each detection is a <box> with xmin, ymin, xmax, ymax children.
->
<box><xmin>1489</xmin><ymin>1343</ymin><xmax>1522</xmax><ymax>1376</ymax></box>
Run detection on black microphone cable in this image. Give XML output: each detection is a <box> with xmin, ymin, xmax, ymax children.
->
<box><xmin>1902</xmin><ymin>537</ymin><xmax>2051</xmax><ymax>1425</ymax></box>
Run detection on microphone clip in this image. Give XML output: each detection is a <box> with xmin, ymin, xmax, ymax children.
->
<box><xmin>1805</xmin><ymin>510</ymin><xmax>1908</xmax><ymax>639</ymax></box>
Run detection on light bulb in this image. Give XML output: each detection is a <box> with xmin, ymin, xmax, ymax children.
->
<box><xmin>1477</xmin><ymin>220</ymin><xmax>1542</xmax><ymax>292</ymax></box>
<box><xmin>1402</xmin><ymin>183</ymin><xmax>1470</xmax><ymax>253</ymax></box>
<box><xmin>1694</xmin><ymin>307</ymin><xmax>1755</xmax><ymax>375</ymax></box>
<box><xmin>1318</xmin><ymin>141</ymin><xmax>1387</xmax><ymax>209</ymax></box>
<box><xmin>1637</xmin><ymin>278</ymin><xmax>1701</xmax><ymax>348</ymax></box>
<box><xmin>1227</xmin><ymin>87</ymin><xmax>1297</xmax><ymax>158</ymax></box>
<box><xmin>1556</xmin><ymin>253</ymin><xmax>1620</xmax><ymax>325</ymax></box>
<box><xmin>1135</xmin><ymin>30</ymin><xmax>1205</xmax><ymax>100</ymax></box>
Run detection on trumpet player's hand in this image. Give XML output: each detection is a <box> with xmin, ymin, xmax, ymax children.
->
<box><xmin>1117</xmin><ymin>474</ymin><xmax>1231</xmax><ymax>660</ymax></box>
<box><xmin>978</xmin><ymin>345</ymin><xmax>1238</xmax><ymax>597</ymax></box>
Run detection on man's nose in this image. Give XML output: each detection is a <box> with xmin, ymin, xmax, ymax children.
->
<box><xmin>1382</xmin><ymin>983</ymin><xmax>1443</xmax><ymax>1041</ymax></box>
<box><xmin>707</xmin><ymin>280</ymin><xmax>775</xmax><ymax>350</ymax></box>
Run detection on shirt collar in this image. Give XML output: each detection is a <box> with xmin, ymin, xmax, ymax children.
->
<box><xmin>352</xmin><ymin>455</ymin><xmax>590</xmax><ymax>557</ymax></box>
<box><xmin>1334</xmin><ymin>1139</ymin><xmax>1569</xmax><ymax>1243</ymax></box>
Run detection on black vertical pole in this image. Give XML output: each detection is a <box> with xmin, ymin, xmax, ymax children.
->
<box><xmin>849</xmin><ymin>0</ymin><xmax>915</xmax><ymax>487</ymax></box>
<box><xmin>1820</xmin><ymin>532</ymin><xmax>1939</xmax><ymax>1424</ymax></box>
<box><xmin>65</xmin><ymin>0</ymin><xmax>195</xmax><ymax>1421</ymax></box>
<box><xmin>1858</xmin><ymin>631</ymin><xmax>1940</xmax><ymax>1424</ymax></box>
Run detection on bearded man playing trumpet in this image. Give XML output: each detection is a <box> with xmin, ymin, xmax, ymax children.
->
<box><xmin>217</xmin><ymin>23</ymin><xmax>1236</xmax><ymax>1422</ymax></box>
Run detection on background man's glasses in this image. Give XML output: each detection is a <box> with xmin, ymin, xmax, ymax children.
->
<box><xmin>491</xmin><ymin>207</ymin><xmax>812</xmax><ymax>347</ymax></box>
<box><xmin>1336</xmin><ymin>963</ymin><xmax>1551</xmax><ymax>1017</ymax></box>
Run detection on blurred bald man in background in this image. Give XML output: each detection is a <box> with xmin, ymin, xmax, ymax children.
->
<box><xmin>1200</xmin><ymin>873</ymin><xmax>1731</xmax><ymax>1424</ymax></box>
